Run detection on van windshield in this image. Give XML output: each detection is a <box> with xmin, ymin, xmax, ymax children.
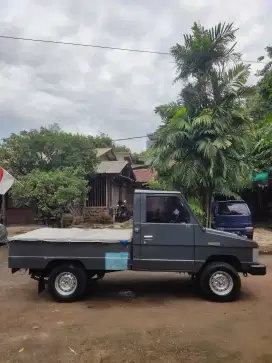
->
<box><xmin>217</xmin><ymin>202</ymin><xmax>250</xmax><ymax>216</ymax></box>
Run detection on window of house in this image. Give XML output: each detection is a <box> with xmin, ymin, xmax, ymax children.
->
<box><xmin>86</xmin><ymin>176</ymin><xmax>107</xmax><ymax>207</ymax></box>
<box><xmin>146</xmin><ymin>196</ymin><xmax>190</xmax><ymax>224</ymax></box>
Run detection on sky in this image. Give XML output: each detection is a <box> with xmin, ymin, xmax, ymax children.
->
<box><xmin>0</xmin><ymin>0</ymin><xmax>271</xmax><ymax>152</ymax></box>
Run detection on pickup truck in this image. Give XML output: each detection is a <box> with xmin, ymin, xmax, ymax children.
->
<box><xmin>7</xmin><ymin>189</ymin><xmax>266</xmax><ymax>303</ymax></box>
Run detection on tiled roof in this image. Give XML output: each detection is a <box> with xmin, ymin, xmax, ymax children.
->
<box><xmin>134</xmin><ymin>168</ymin><xmax>156</xmax><ymax>183</ymax></box>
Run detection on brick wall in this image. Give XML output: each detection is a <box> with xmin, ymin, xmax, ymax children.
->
<box><xmin>6</xmin><ymin>208</ymin><xmax>36</xmax><ymax>225</ymax></box>
<box><xmin>83</xmin><ymin>206</ymin><xmax>113</xmax><ymax>223</ymax></box>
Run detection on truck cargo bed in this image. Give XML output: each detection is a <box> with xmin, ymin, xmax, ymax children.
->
<box><xmin>8</xmin><ymin>228</ymin><xmax>132</xmax><ymax>271</ymax></box>
<box><xmin>10</xmin><ymin>227</ymin><xmax>132</xmax><ymax>243</ymax></box>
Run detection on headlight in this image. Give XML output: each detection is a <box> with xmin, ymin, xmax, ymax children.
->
<box><xmin>252</xmin><ymin>248</ymin><xmax>259</xmax><ymax>263</ymax></box>
<box><xmin>245</xmin><ymin>227</ymin><xmax>253</xmax><ymax>232</ymax></box>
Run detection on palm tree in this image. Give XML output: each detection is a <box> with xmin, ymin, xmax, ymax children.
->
<box><xmin>151</xmin><ymin>107</ymin><xmax>251</xmax><ymax>227</ymax></box>
<box><xmin>151</xmin><ymin>22</ymin><xmax>253</xmax><ymax>227</ymax></box>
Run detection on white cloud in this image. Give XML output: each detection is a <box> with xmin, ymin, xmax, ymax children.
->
<box><xmin>0</xmin><ymin>0</ymin><xmax>270</xmax><ymax>151</ymax></box>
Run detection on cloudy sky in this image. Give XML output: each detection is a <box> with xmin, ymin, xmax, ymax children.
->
<box><xmin>0</xmin><ymin>0</ymin><xmax>270</xmax><ymax>151</ymax></box>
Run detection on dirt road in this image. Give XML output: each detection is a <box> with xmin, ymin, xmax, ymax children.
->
<box><xmin>1</xmin><ymin>248</ymin><xmax>272</xmax><ymax>363</ymax></box>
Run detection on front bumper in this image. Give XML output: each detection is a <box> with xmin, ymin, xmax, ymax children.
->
<box><xmin>245</xmin><ymin>264</ymin><xmax>266</xmax><ymax>276</ymax></box>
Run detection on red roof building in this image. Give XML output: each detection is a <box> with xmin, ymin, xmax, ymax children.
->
<box><xmin>133</xmin><ymin>168</ymin><xmax>156</xmax><ymax>184</ymax></box>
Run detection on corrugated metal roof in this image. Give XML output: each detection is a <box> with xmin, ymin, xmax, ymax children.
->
<box><xmin>97</xmin><ymin>161</ymin><xmax>128</xmax><ymax>174</ymax></box>
<box><xmin>134</xmin><ymin>168</ymin><xmax>156</xmax><ymax>183</ymax></box>
<box><xmin>95</xmin><ymin>148</ymin><xmax>113</xmax><ymax>158</ymax></box>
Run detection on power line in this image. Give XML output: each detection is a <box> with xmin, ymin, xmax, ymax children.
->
<box><xmin>0</xmin><ymin>34</ymin><xmax>268</xmax><ymax>64</ymax></box>
<box><xmin>0</xmin><ymin>35</ymin><xmax>169</xmax><ymax>55</ymax></box>
<box><xmin>113</xmin><ymin>135</ymin><xmax>148</xmax><ymax>142</ymax></box>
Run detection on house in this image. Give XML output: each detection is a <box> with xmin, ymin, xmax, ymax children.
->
<box><xmin>1</xmin><ymin>148</ymin><xmax>136</xmax><ymax>225</ymax></box>
<box><xmin>83</xmin><ymin>148</ymin><xmax>136</xmax><ymax>222</ymax></box>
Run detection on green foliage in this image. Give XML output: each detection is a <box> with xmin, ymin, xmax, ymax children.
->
<box><xmin>247</xmin><ymin>47</ymin><xmax>272</xmax><ymax>120</ymax></box>
<box><xmin>250</xmin><ymin>113</ymin><xmax>272</xmax><ymax>171</ymax></box>
<box><xmin>12</xmin><ymin>168</ymin><xmax>88</xmax><ymax>225</ymax></box>
<box><xmin>131</xmin><ymin>152</ymin><xmax>145</xmax><ymax>165</ymax></box>
<box><xmin>246</xmin><ymin>46</ymin><xmax>272</xmax><ymax>173</ymax></box>
<box><xmin>187</xmin><ymin>197</ymin><xmax>204</xmax><ymax>224</ymax></box>
<box><xmin>0</xmin><ymin>124</ymin><xmax>101</xmax><ymax>177</ymax></box>
<box><xmin>155</xmin><ymin>102</ymin><xmax>181</xmax><ymax>124</ymax></box>
<box><xmin>147</xmin><ymin>177</ymin><xmax>172</xmax><ymax>191</ymax></box>
<box><xmin>152</xmin><ymin>22</ymin><xmax>254</xmax><ymax>227</ymax></box>
<box><xmin>113</xmin><ymin>145</ymin><xmax>130</xmax><ymax>152</ymax></box>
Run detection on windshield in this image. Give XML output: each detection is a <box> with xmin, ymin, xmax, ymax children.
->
<box><xmin>217</xmin><ymin>202</ymin><xmax>250</xmax><ymax>216</ymax></box>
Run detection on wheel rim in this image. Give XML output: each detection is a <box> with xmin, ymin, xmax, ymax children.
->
<box><xmin>55</xmin><ymin>272</ymin><xmax>78</xmax><ymax>296</ymax></box>
<box><xmin>209</xmin><ymin>271</ymin><xmax>234</xmax><ymax>296</ymax></box>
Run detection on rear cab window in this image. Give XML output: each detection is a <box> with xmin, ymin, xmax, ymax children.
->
<box><xmin>217</xmin><ymin>202</ymin><xmax>250</xmax><ymax>216</ymax></box>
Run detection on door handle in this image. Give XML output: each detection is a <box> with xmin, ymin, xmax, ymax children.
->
<box><xmin>144</xmin><ymin>235</ymin><xmax>153</xmax><ymax>239</ymax></box>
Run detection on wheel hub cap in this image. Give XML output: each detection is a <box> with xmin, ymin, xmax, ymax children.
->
<box><xmin>209</xmin><ymin>271</ymin><xmax>234</xmax><ymax>296</ymax></box>
<box><xmin>55</xmin><ymin>272</ymin><xmax>77</xmax><ymax>296</ymax></box>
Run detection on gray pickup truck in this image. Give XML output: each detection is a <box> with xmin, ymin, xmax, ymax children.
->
<box><xmin>7</xmin><ymin>189</ymin><xmax>266</xmax><ymax>302</ymax></box>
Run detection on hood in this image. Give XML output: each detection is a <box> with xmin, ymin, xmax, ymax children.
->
<box><xmin>205</xmin><ymin>228</ymin><xmax>248</xmax><ymax>241</ymax></box>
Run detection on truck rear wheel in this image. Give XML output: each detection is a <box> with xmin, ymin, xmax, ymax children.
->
<box><xmin>48</xmin><ymin>264</ymin><xmax>87</xmax><ymax>302</ymax></box>
<box><xmin>199</xmin><ymin>262</ymin><xmax>241</xmax><ymax>302</ymax></box>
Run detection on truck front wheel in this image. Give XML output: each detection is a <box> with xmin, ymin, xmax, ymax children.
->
<box><xmin>48</xmin><ymin>264</ymin><xmax>87</xmax><ymax>302</ymax></box>
<box><xmin>199</xmin><ymin>262</ymin><xmax>241</xmax><ymax>302</ymax></box>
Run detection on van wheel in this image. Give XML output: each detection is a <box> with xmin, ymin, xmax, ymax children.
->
<box><xmin>199</xmin><ymin>262</ymin><xmax>241</xmax><ymax>302</ymax></box>
<box><xmin>48</xmin><ymin>264</ymin><xmax>87</xmax><ymax>302</ymax></box>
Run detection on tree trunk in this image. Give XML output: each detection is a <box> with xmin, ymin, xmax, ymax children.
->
<box><xmin>204</xmin><ymin>189</ymin><xmax>213</xmax><ymax>228</ymax></box>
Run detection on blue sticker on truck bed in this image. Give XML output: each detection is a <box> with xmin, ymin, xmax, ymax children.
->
<box><xmin>105</xmin><ymin>252</ymin><xmax>129</xmax><ymax>271</ymax></box>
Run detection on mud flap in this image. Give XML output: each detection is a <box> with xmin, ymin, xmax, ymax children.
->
<box><xmin>12</xmin><ymin>268</ymin><xmax>20</xmax><ymax>274</ymax></box>
<box><xmin>38</xmin><ymin>278</ymin><xmax>45</xmax><ymax>294</ymax></box>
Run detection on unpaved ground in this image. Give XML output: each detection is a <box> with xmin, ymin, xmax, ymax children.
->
<box><xmin>1</xmin><ymin>249</ymin><xmax>272</xmax><ymax>362</ymax></box>
<box><xmin>254</xmin><ymin>228</ymin><xmax>272</xmax><ymax>252</ymax></box>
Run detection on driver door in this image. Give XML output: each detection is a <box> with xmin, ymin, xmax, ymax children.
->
<box><xmin>138</xmin><ymin>193</ymin><xmax>195</xmax><ymax>271</ymax></box>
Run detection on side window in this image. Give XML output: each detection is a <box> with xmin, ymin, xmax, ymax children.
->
<box><xmin>146</xmin><ymin>196</ymin><xmax>190</xmax><ymax>224</ymax></box>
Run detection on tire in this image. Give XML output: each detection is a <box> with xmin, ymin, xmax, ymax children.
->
<box><xmin>199</xmin><ymin>262</ymin><xmax>241</xmax><ymax>302</ymax></box>
<box><xmin>247</xmin><ymin>234</ymin><xmax>253</xmax><ymax>240</ymax></box>
<box><xmin>48</xmin><ymin>264</ymin><xmax>87</xmax><ymax>302</ymax></box>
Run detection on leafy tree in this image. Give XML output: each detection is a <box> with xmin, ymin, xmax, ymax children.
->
<box><xmin>12</xmin><ymin>168</ymin><xmax>88</xmax><ymax>226</ymax></box>
<box><xmin>246</xmin><ymin>46</ymin><xmax>272</xmax><ymax>172</ymax></box>
<box><xmin>151</xmin><ymin>23</ymin><xmax>253</xmax><ymax>227</ymax></box>
<box><xmin>250</xmin><ymin>113</ymin><xmax>272</xmax><ymax>171</ymax></box>
<box><xmin>247</xmin><ymin>46</ymin><xmax>272</xmax><ymax>120</ymax></box>
<box><xmin>155</xmin><ymin>102</ymin><xmax>181</xmax><ymax>124</ymax></box>
<box><xmin>113</xmin><ymin>145</ymin><xmax>130</xmax><ymax>152</ymax></box>
<box><xmin>152</xmin><ymin>107</ymin><xmax>251</xmax><ymax>227</ymax></box>
<box><xmin>0</xmin><ymin>124</ymin><xmax>101</xmax><ymax>177</ymax></box>
<box><xmin>171</xmin><ymin>22</ymin><xmax>252</xmax><ymax>116</ymax></box>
